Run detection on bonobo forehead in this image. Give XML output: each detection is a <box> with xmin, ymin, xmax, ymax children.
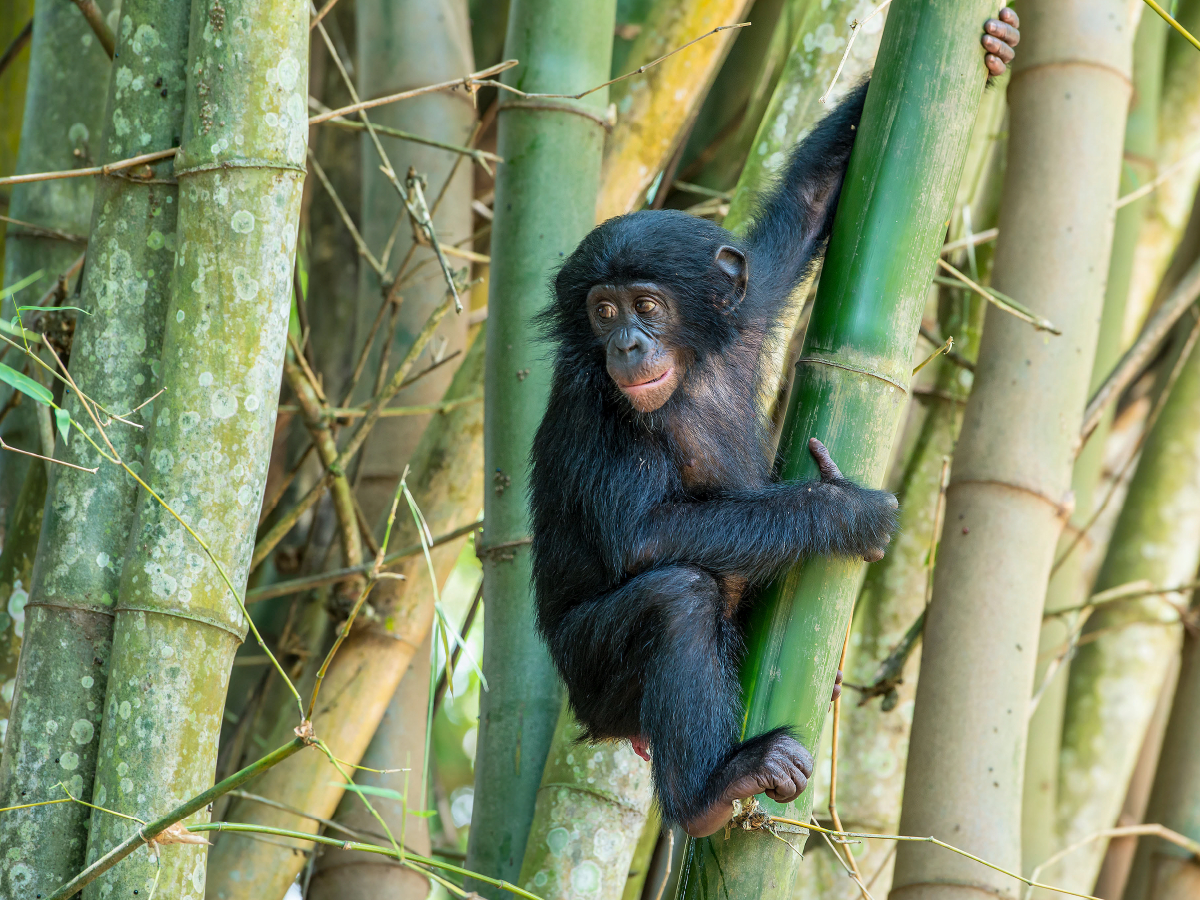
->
<box><xmin>556</xmin><ymin>209</ymin><xmax>746</xmax><ymax>305</ymax></box>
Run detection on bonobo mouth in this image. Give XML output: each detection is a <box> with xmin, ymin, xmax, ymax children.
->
<box><xmin>618</xmin><ymin>367</ymin><xmax>673</xmax><ymax>396</ymax></box>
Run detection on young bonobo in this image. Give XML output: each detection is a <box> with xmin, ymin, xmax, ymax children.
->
<box><xmin>529</xmin><ymin>11</ymin><xmax>1020</xmax><ymax>838</ymax></box>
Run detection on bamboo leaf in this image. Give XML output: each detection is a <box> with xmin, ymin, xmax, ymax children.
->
<box><xmin>0</xmin><ymin>362</ymin><xmax>52</xmax><ymax>405</ymax></box>
<box><xmin>54</xmin><ymin>407</ymin><xmax>70</xmax><ymax>445</ymax></box>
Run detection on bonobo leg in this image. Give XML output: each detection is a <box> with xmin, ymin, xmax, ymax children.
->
<box><xmin>547</xmin><ymin>564</ymin><xmax>814</xmax><ymax>838</ymax></box>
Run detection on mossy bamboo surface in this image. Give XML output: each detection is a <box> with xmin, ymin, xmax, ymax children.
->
<box><xmin>1052</xmin><ymin>322</ymin><xmax>1200</xmax><ymax>894</ymax></box>
<box><xmin>794</xmin><ymin>89</ymin><xmax>1008</xmax><ymax>900</ymax></box>
<box><xmin>674</xmin><ymin>3</ymin><xmax>998</xmax><ymax>899</ymax></box>
<box><xmin>721</xmin><ymin>0</ymin><xmax>887</xmax><ymax>232</ymax></box>
<box><xmin>596</xmin><ymin>0</ymin><xmax>751</xmax><ymax>220</ymax></box>
<box><xmin>1021</xmin><ymin>12</ymin><xmax>1169</xmax><ymax>884</ymax></box>
<box><xmin>890</xmin><ymin>4</ymin><xmax>1134</xmax><ymax>900</ymax></box>
<box><xmin>351</xmin><ymin>0</ymin><xmax>474</xmax><ymax>531</ymax></box>
<box><xmin>0</xmin><ymin>0</ymin><xmax>111</xmax><ymax>606</ymax></box>
<box><xmin>1122</xmin><ymin>596</ymin><xmax>1200</xmax><ymax>900</ymax></box>
<box><xmin>1122</xmin><ymin>0</ymin><xmax>1200</xmax><ymax>341</ymax></box>
<box><xmin>0</xmin><ymin>461</ymin><xmax>44</xmax><ymax>735</ymax></box>
<box><xmin>515</xmin><ymin>701</ymin><xmax>655</xmax><ymax>900</ymax></box>
<box><xmin>79</xmin><ymin>2</ymin><xmax>308</xmax><ymax>897</ymax></box>
<box><xmin>0</xmin><ymin>1</ymin><xmax>189</xmax><ymax>892</ymax></box>
<box><xmin>207</xmin><ymin>330</ymin><xmax>485</xmax><ymax>900</ymax></box>
<box><xmin>465</xmin><ymin>1</ymin><xmax>616</xmax><ymax>894</ymax></box>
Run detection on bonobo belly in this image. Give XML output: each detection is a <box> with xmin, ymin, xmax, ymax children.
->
<box><xmin>717</xmin><ymin>573</ymin><xmax>749</xmax><ymax>616</ymax></box>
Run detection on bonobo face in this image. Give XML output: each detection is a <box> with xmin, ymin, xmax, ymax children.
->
<box><xmin>587</xmin><ymin>281</ymin><xmax>682</xmax><ymax>413</ymax></box>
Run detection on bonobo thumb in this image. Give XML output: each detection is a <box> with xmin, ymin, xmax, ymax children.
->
<box><xmin>808</xmin><ymin>438</ymin><xmax>843</xmax><ymax>482</ymax></box>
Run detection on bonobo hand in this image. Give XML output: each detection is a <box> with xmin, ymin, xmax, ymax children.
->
<box><xmin>832</xmin><ymin>668</ymin><xmax>843</xmax><ymax>703</ymax></box>
<box><xmin>809</xmin><ymin>437</ymin><xmax>898</xmax><ymax>563</ymax></box>
<box><xmin>982</xmin><ymin>8</ymin><xmax>1020</xmax><ymax>77</ymax></box>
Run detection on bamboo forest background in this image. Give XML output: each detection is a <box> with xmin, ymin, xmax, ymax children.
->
<box><xmin>0</xmin><ymin>1</ymin><xmax>1199</xmax><ymax>900</ymax></box>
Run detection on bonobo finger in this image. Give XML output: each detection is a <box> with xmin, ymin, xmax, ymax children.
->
<box><xmin>984</xmin><ymin>54</ymin><xmax>1006</xmax><ymax>77</ymax></box>
<box><xmin>998</xmin><ymin>7</ymin><xmax>1019</xmax><ymax>30</ymax></box>
<box><xmin>808</xmin><ymin>437</ymin><xmax>843</xmax><ymax>482</ymax></box>
<box><xmin>832</xmin><ymin>668</ymin><xmax>844</xmax><ymax>703</ymax></box>
<box><xmin>985</xmin><ymin>18</ymin><xmax>1019</xmax><ymax>48</ymax></box>
<box><xmin>982</xmin><ymin>35</ymin><xmax>1015</xmax><ymax>64</ymax></box>
<box><xmin>791</xmin><ymin>741</ymin><xmax>815</xmax><ymax>779</ymax></box>
<box><xmin>863</xmin><ymin>546</ymin><xmax>886</xmax><ymax>563</ymax></box>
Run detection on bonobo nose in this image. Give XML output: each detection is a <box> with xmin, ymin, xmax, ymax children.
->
<box><xmin>611</xmin><ymin>328</ymin><xmax>648</xmax><ymax>355</ymax></box>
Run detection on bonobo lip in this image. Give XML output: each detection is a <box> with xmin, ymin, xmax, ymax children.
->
<box><xmin>618</xmin><ymin>367</ymin><xmax>674</xmax><ymax>395</ymax></box>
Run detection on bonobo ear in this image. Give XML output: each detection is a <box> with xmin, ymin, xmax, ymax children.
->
<box><xmin>714</xmin><ymin>245</ymin><xmax>748</xmax><ymax>315</ymax></box>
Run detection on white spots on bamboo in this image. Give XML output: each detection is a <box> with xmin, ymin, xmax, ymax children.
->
<box><xmin>231</xmin><ymin>210</ymin><xmax>255</xmax><ymax>233</ymax></box>
<box><xmin>82</xmin><ymin>675</ymin><xmax>94</xmax><ymax>689</ymax></box>
<box><xmin>571</xmin><ymin>861</ymin><xmax>602</xmax><ymax>894</ymax></box>
<box><xmin>546</xmin><ymin>827</ymin><xmax>571</xmax><ymax>856</ymax></box>
<box><xmin>97</xmin><ymin>551</ymin><xmax>112</xmax><ymax>569</ymax></box>
<box><xmin>145</xmin><ymin>561</ymin><xmax>178</xmax><ymax>599</ymax></box>
<box><xmin>233</xmin><ymin>266</ymin><xmax>259</xmax><ymax>301</ymax></box>
<box><xmin>211</xmin><ymin>390</ymin><xmax>238</xmax><ymax>419</ymax></box>
<box><xmin>118</xmin><ymin>700</ymin><xmax>132</xmax><ymax>720</ymax></box>
<box><xmin>7</xmin><ymin>583</ymin><xmax>27</xmax><ymax>639</ymax></box>
<box><xmin>592</xmin><ymin>829</ymin><xmax>623</xmax><ymax>862</ymax></box>
<box><xmin>1</xmin><ymin>678</ymin><xmax>14</xmax><ymax>704</ymax></box>
<box><xmin>70</xmin><ymin>719</ymin><xmax>95</xmax><ymax>745</ymax></box>
<box><xmin>45</xmin><ymin>718</ymin><xmax>59</xmax><ymax>735</ymax></box>
<box><xmin>131</xmin><ymin>23</ymin><xmax>159</xmax><ymax>55</ymax></box>
<box><xmin>198</xmin><ymin>371</ymin><xmax>214</xmax><ymax>387</ymax></box>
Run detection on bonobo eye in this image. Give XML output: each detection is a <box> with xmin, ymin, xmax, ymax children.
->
<box><xmin>596</xmin><ymin>302</ymin><xmax>617</xmax><ymax>320</ymax></box>
<box><xmin>634</xmin><ymin>297</ymin><xmax>657</xmax><ymax>315</ymax></box>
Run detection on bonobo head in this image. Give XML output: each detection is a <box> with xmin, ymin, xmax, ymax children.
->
<box><xmin>549</xmin><ymin>210</ymin><xmax>751</xmax><ymax>414</ymax></box>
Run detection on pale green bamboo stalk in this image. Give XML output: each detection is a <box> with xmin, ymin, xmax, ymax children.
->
<box><xmin>1021</xmin><ymin>12</ymin><xmax>1170</xmax><ymax>886</ymax></box>
<box><xmin>515</xmin><ymin>701</ymin><xmax>655</xmax><ymax>900</ymax></box>
<box><xmin>1051</xmin><ymin>311</ymin><xmax>1200</xmax><ymax>893</ymax></box>
<box><xmin>0</xmin><ymin>461</ymin><xmax>44</xmax><ymax>736</ymax></box>
<box><xmin>465</xmin><ymin>1</ymin><xmax>616</xmax><ymax>893</ymax></box>
<box><xmin>0</xmin><ymin>1</ymin><xmax>190</xmax><ymax>891</ymax></box>
<box><xmin>1122</xmin><ymin>0</ymin><xmax>1200</xmax><ymax>340</ymax></box>
<box><xmin>1121</xmin><ymin>591</ymin><xmax>1200</xmax><ymax>900</ymax></box>
<box><xmin>79</xmin><ymin>2</ymin><xmax>308</xmax><ymax>896</ymax></box>
<box><xmin>890</xmin><ymin>4</ymin><xmax>1135</xmax><ymax>900</ymax></box>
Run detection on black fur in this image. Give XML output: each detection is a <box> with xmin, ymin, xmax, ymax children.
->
<box><xmin>529</xmin><ymin>81</ymin><xmax>898</xmax><ymax>829</ymax></box>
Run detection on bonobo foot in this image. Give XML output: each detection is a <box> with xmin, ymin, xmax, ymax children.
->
<box><xmin>681</xmin><ymin>730</ymin><xmax>814</xmax><ymax>838</ymax></box>
<box><xmin>808</xmin><ymin>437</ymin><xmax>899</xmax><ymax>562</ymax></box>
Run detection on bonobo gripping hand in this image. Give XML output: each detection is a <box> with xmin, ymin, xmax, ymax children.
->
<box><xmin>808</xmin><ymin>437</ymin><xmax>898</xmax><ymax>563</ymax></box>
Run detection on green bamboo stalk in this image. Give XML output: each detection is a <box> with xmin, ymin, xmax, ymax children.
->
<box><xmin>515</xmin><ymin>701</ymin><xmax>655</xmax><ymax>900</ymax></box>
<box><xmin>622</xmin><ymin>808</ymin><xmax>662</xmax><ymax>900</ymax></box>
<box><xmin>465</xmin><ymin>1</ymin><xmax>616</xmax><ymax>894</ymax></box>
<box><xmin>1052</xmin><ymin>313</ymin><xmax>1200</xmax><ymax>892</ymax></box>
<box><xmin>0</xmin><ymin>460</ymin><xmax>44</xmax><ymax>735</ymax></box>
<box><xmin>675</xmin><ymin>3</ymin><xmax>999</xmax><ymax>898</ymax></box>
<box><xmin>794</xmin><ymin>89</ymin><xmax>1008</xmax><ymax>900</ymax></box>
<box><xmin>1021</xmin><ymin>11</ymin><xmax>1170</xmax><ymax>883</ymax></box>
<box><xmin>78</xmin><ymin>2</ymin><xmax>308</xmax><ymax>897</ymax></box>
<box><xmin>207</xmin><ymin>330</ymin><xmax>486</xmax><ymax>900</ymax></box>
<box><xmin>0</xmin><ymin>0</ymin><xmax>110</xmax><ymax>601</ymax></box>
<box><xmin>350</xmin><ymin>0</ymin><xmax>474</xmax><ymax>532</ymax></box>
<box><xmin>890</xmin><ymin>4</ymin><xmax>1134</xmax><ymax>900</ymax></box>
<box><xmin>1121</xmin><ymin>592</ymin><xmax>1200</xmax><ymax>900</ymax></box>
<box><xmin>1122</xmin><ymin>0</ymin><xmax>1200</xmax><ymax>336</ymax></box>
<box><xmin>0</xmin><ymin>1</ymin><xmax>189</xmax><ymax>890</ymax></box>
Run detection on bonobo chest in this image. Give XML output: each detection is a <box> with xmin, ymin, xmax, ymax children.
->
<box><xmin>668</xmin><ymin>419</ymin><xmax>763</xmax><ymax>493</ymax></box>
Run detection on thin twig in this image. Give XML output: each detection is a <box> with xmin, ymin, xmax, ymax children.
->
<box><xmin>1115</xmin><ymin>145</ymin><xmax>1200</xmax><ymax>209</ymax></box>
<box><xmin>311</xmin><ymin>105</ymin><xmax>502</xmax><ymax>173</ymax></box>
<box><xmin>820</xmin><ymin>0</ymin><xmax>894</xmax><ymax>104</ymax></box>
<box><xmin>1080</xmin><ymin>254</ymin><xmax>1200</xmax><ymax>447</ymax></box>
<box><xmin>941</xmin><ymin>228</ymin><xmax>999</xmax><ymax>255</ymax></box>
<box><xmin>1141</xmin><ymin>0</ymin><xmax>1200</xmax><ymax>53</ymax></box>
<box><xmin>0</xmin><ymin>214</ymin><xmax>87</xmax><ymax>244</ymax></box>
<box><xmin>434</xmin><ymin>581</ymin><xmax>484</xmax><ymax>709</ymax></box>
<box><xmin>771</xmin><ymin>817</ymin><xmax>1105</xmax><ymax>900</ymax></box>
<box><xmin>307</xmin><ymin>151</ymin><xmax>384</xmax><ymax>276</ymax></box>
<box><xmin>828</xmin><ymin>616</ymin><xmax>864</xmax><ymax>884</ymax></box>
<box><xmin>0</xmin><ymin>19</ymin><xmax>31</xmax><ymax>78</ymax></box>
<box><xmin>0</xmin><ymin>148</ymin><xmax>176</xmax><ymax>188</ymax></box>
<box><xmin>43</xmin><ymin>738</ymin><xmax>309</xmax><ymax>900</ymax></box>
<box><xmin>1024</xmin><ymin>823</ymin><xmax>1200</xmax><ymax>900</ymax></box>
<box><xmin>936</xmin><ymin>258</ymin><xmax>1061</xmax><ymax>334</ymax></box>
<box><xmin>912</xmin><ymin>335</ymin><xmax>953</xmax><ymax>376</ymax></box>
<box><xmin>69</xmin><ymin>0</ymin><xmax>115</xmax><ymax>59</ymax></box>
<box><xmin>309</xmin><ymin>0</ymin><xmax>342</xmax><ymax>30</ymax></box>
<box><xmin>0</xmin><ymin>436</ymin><xmax>97</xmax><ymax>473</ymax></box>
<box><xmin>309</xmin><ymin>60</ymin><xmax>518</xmax><ymax>125</ymax></box>
<box><xmin>247</xmin><ymin>519</ymin><xmax>480</xmax><ymax>605</ymax></box>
